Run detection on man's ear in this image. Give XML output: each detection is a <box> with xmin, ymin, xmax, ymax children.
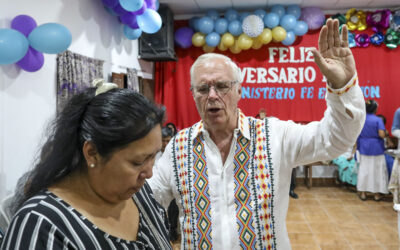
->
<box><xmin>237</xmin><ymin>83</ymin><xmax>242</xmax><ymax>99</ymax></box>
<box><xmin>82</xmin><ymin>141</ymin><xmax>99</xmax><ymax>167</ymax></box>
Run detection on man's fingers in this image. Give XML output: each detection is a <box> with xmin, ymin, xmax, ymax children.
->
<box><xmin>312</xmin><ymin>48</ymin><xmax>328</xmax><ymax>73</ymax></box>
<box><xmin>341</xmin><ymin>24</ymin><xmax>349</xmax><ymax>48</ymax></box>
<box><xmin>318</xmin><ymin>25</ymin><xmax>328</xmax><ymax>53</ymax></box>
<box><xmin>333</xmin><ymin>19</ymin><xmax>340</xmax><ymax>47</ymax></box>
<box><xmin>327</xmin><ymin>19</ymin><xmax>334</xmax><ymax>49</ymax></box>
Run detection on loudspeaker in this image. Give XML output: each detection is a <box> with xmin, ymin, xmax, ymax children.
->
<box><xmin>138</xmin><ymin>5</ymin><xmax>176</xmax><ymax>61</ymax></box>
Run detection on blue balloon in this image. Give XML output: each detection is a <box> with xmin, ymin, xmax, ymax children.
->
<box><xmin>137</xmin><ymin>9</ymin><xmax>162</xmax><ymax>34</ymax></box>
<box><xmin>271</xmin><ymin>5</ymin><xmax>285</xmax><ymax>18</ymax></box>
<box><xmin>214</xmin><ymin>18</ymin><xmax>228</xmax><ymax>34</ymax></box>
<box><xmin>264</xmin><ymin>13</ymin><xmax>280</xmax><ymax>28</ymax></box>
<box><xmin>280</xmin><ymin>14</ymin><xmax>297</xmax><ymax>31</ymax></box>
<box><xmin>28</xmin><ymin>23</ymin><xmax>71</xmax><ymax>54</ymax></box>
<box><xmin>282</xmin><ymin>31</ymin><xmax>296</xmax><ymax>46</ymax></box>
<box><xmin>0</xmin><ymin>29</ymin><xmax>29</xmax><ymax>64</ymax></box>
<box><xmin>104</xmin><ymin>6</ymin><xmax>119</xmax><ymax>16</ymax></box>
<box><xmin>254</xmin><ymin>9</ymin><xmax>267</xmax><ymax>19</ymax></box>
<box><xmin>119</xmin><ymin>0</ymin><xmax>143</xmax><ymax>12</ymax></box>
<box><xmin>123</xmin><ymin>25</ymin><xmax>142</xmax><ymax>39</ymax></box>
<box><xmin>287</xmin><ymin>5</ymin><xmax>301</xmax><ymax>19</ymax></box>
<box><xmin>293</xmin><ymin>20</ymin><xmax>308</xmax><ymax>36</ymax></box>
<box><xmin>228</xmin><ymin>20</ymin><xmax>242</xmax><ymax>36</ymax></box>
<box><xmin>225</xmin><ymin>8</ymin><xmax>239</xmax><ymax>22</ymax></box>
<box><xmin>205</xmin><ymin>32</ymin><xmax>220</xmax><ymax>47</ymax></box>
<box><xmin>154</xmin><ymin>0</ymin><xmax>159</xmax><ymax>10</ymax></box>
<box><xmin>240</xmin><ymin>12</ymin><xmax>250</xmax><ymax>22</ymax></box>
<box><xmin>198</xmin><ymin>16</ymin><xmax>214</xmax><ymax>34</ymax></box>
<box><xmin>189</xmin><ymin>17</ymin><xmax>200</xmax><ymax>31</ymax></box>
<box><xmin>206</xmin><ymin>10</ymin><xmax>220</xmax><ymax>21</ymax></box>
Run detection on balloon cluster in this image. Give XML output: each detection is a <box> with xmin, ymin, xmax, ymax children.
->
<box><xmin>174</xmin><ymin>5</ymin><xmax>318</xmax><ymax>53</ymax></box>
<box><xmin>0</xmin><ymin>15</ymin><xmax>71</xmax><ymax>72</ymax></box>
<box><xmin>340</xmin><ymin>8</ymin><xmax>400</xmax><ymax>49</ymax></box>
<box><xmin>102</xmin><ymin>0</ymin><xmax>161</xmax><ymax>40</ymax></box>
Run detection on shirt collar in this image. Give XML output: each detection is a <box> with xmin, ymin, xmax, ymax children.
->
<box><xmin>192</xmin><ymin>109</ymin><xmax>250</xmax><ymax>140</ymax></box>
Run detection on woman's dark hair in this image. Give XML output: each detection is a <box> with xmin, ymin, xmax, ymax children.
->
<box><xmin>19</xmin><ymin>88</ymin><xmax>164</xmax><ymax>208</ymax></box>
<box><xmin>365</xmin><ymin>99</ymin><xmax>378</xmax><ymax>114</ymax></box>
<box><xmin>162</xmin><ymin>126</ymin><xmax>174</xmax><ymax>138</ymax></box>
<box><xmin>165</xmin><ymin>122</ymin><xmax>177</xmax><ymax>136</ymax></box>
<box><xmin>377</xmin><ymin>114</ymin><xmax>386</xmax><ymax>125</ymax></box>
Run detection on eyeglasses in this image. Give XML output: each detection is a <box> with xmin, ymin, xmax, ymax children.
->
<box><xmin>191</xmin><ymin>81</ymin><xmax>237</xmax><ymax>96</ymax></box>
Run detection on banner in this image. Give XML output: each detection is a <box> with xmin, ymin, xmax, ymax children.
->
<box><xmin>155</xmin><ymin>31</ymin><xmax>400</xmax><ymax>132</ymax></box>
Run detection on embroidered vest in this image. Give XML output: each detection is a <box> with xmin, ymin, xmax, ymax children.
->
<box><xmin>172</xmin><ymin>114</ymin><xmax>277</xmax><ymax>249</ymax></box>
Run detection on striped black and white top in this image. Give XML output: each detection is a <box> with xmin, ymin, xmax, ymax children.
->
<box><xmin>1</xmin><ymin>182</ymin><xmax>171</xmax><ymax>250</ymax></box>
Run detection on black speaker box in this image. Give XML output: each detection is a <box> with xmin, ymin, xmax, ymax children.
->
<box><xmin>138</xmin><ymin>5</ymin><xmax>176</xmax><ymax>61</ymax></box>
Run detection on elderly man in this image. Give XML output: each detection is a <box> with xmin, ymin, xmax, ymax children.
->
<box><xmin>149</xmin><ymin>19</ymin><xmax>365</xmax><ymax>249</ymax></box>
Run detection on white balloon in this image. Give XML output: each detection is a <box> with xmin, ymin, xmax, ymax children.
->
<box><xmin>242</xmin><ymin>15</ymin><xmax>264</xmax><ymax>37</ymax></box>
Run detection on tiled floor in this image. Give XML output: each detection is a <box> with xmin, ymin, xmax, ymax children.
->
<box><xmin>172</xmin><ymin>185</ymin><xmax>399</xmax><ymax>250</ymax></box>
<box><xmin>287</xmin><ymin>185</ymin><xmax>399</xmax><ymax>250</ymax></box>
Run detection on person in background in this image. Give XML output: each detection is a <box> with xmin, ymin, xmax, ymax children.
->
<box><xmin>1</xmin><ymin>80</ymin><xmax>171</xmax><ymax>249</ymax></box>
<box><xmin>356</xmin><ymin>100</ymin><xmax>388</xmax><ymax>201</ymax></box>
<box><xmin>155</xmin><ymin>125</ymin><xmax>180</xmax><ymax>242</ymax></box>
<box><xmin>255</xmin><ymin>108</ymin><xmax>267</xmax><ymax>119</ymax></box>
<box><xmin>166</xmin><ymin>122</ymin><xmax>178</xmax><ymax>137</ymax></box>
<box><xmin>289</xmin><ymin>168</ymin><xmax>299</xmax><ymax>199</ymax></box>
<box><xmin>377</xmin><ymin>114</ymin><xmax>395</xmax><ymax>180</ymax></box>
<box><xmin>149</xmin><ymin>19</ymin><xmax>365</xmax><ymax>249</ymax></box>
<box><xmin>331</xmin><ymin>144</ymin><xmax>358</xmax><ymax>186</ymax></box>
<box><xmin>392</xmin><ymin>107</ymin><xmax>400</xmax><ymax>149</ymax></box>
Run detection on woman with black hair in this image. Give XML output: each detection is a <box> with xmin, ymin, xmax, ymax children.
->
<box><xmin>357</xmin><ymin>99</ymin><xmax>389</xmax><ymax>201</ymax></box>
<box><xmin>1</xmin><ymin>81</ymin><xmax>172</xmax><ymax>249</ymax></box>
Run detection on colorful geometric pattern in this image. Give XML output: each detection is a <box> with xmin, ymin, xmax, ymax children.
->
<box><xmin>326</xmin><ymin>75</ymin><xmax>358</xmax><ymax>95</ymax></box>
<box><xmin>253</xmin><ymin>119</ymin><xmax>275</xmax><ymax>248</ymax></box>
<box><xmin>233</xmin><ymin>134</ymin><xmax>257</xmax><ymax>249</ymax></box>
<box><xmin>172</xmin><ymin>128</ymin><xmax>197</xmax><ymax>249</ymax></box>
<box><xmin>171</xmin><ymin>112</ymin><xmax>276</xmax><ymax>249</ymax></box>
<box><xmin>192</xmin><ymin>135</ymin><xmax>212</xmax><ymax>249</ymax></box>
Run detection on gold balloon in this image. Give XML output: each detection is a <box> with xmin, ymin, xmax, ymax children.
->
<box><xmin>251</xmin><ymin>38</ymin><xmax>263</xmax><ymax>50</ymax></box>
<box><xmin>218</xmin><ymin>42</ymin><xmax>228</xmax><ymax>51</ymax></box>
<box><xmin>272</xmin><ymin>26</ymin><xmax>287</xmax><ymax>42</ymax></box>
<box><xmin>202</xmin><ymin>44</ymin><xmax>215</xmax><ymax>53</ymax></box>
<box><xmin>192</xmin><ymin>32</ymin><xmax>205</xmax><ymax>47</ymax></box>
<box><xmin>257</xmin><ymin>28</ymin><xmax>272</xmax><ymax>45</ymax></box>
<box><xmin>221</xmin><ymin>33</ymin><xmax>235</xmax><ymax>48</ymax></box>
<box><xmin>238</xmin><ymin>34</ymin><xmax>253</xmax><ymax>50</ymax></box>
<box><xmin>229</xmin><ymin>39</ymin><xmax>242</xmax><ymax>54</ymax></box>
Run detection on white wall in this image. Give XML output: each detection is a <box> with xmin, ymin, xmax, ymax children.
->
<box><xmin>0</xmin><ymin>0</ymin><xmax>153</xmax><ymax>200</ymax></box>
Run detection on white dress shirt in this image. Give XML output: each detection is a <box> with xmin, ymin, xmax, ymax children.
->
<box><xmin>148</xmin><ymin>74</ymin><xmax>366</xmax><ymax>249</ymax></box>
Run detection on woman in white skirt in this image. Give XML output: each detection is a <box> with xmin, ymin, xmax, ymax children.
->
<box><xmin>357</xmin><ymin>99</ymin><xmax>388</xmax><ymax>201</ymax></box>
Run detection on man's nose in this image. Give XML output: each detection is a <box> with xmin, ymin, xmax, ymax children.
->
<box><xmin>208</xmin><ymin>86</ymin><xmax>219</xmax><ymax>98</ymax></box>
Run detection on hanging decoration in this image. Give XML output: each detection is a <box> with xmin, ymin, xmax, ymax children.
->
<box><xmin>366</xmin><ymin>9</ymin><xmax>391</xmax><ymax>32</ymax></box>
<box><xmin>390</xmin><ymin>10</ymin><xmax>400</xmax><ymax>32</ymax></box>
<box><xmin>384</xmin><ymin>28</ymin><xmax>400</xmax><ymax>49</ymax></box>
<box><xmin>0</xmin><ymin>14</ymin><xmax>71</xmax><ymax>72</ymax></box>
<box><xmin>345</xmin><ymin>9</ymin><xmax>367</xmax><ymax>31</ymax></box>
<box><xmin>370</xmin><ymin>32</ymin><xmax>385</xmax><ymax>45</ymax></box>
<box><xmin>175</xmin><ymin>4</ymin><xmax>314</xmax><ymax>53</ymax></box>
<box><xmin>174</xmin><ymin>6</ymin><xmax>400</xmax><ymax>53</ymax></box>
<box><xmin>355</xmin><ymin>33</ymin><xmax>370</xmax><ymax>47</ymax></box>
<box><xmin>102</xmin><ymin>0</ymin><xmax>162</xmax><ymax>40</ymax></box>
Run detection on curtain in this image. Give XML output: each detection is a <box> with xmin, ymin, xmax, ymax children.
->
<box><xmin>127</xmin><ymin>68</ymin><xmax>139</xmax><ymax>92</ymax></box>
<box><xmin>56</xmin><ymin>50</ymin><xmax>104</xmax><ymax>112</ymax></box>
<box><xmin>154</xmin><ymin>33</ymin><xmax>400</xmax><ymax>130</ymax></box>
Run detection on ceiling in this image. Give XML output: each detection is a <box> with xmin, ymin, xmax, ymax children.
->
<box><xmin>159</xmin><ymin>0</ymin><xmax>400</xmax><ymax>19</ymax></box>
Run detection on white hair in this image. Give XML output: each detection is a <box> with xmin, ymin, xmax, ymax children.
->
<box><xmin>190</xmin><ymin>53</ymin><xmax>242</xmax><ymax>86</ymax></box>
